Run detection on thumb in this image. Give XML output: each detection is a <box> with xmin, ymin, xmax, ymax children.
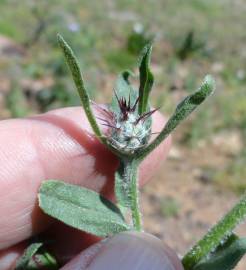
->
<box><xmin>61</xmin><ymin>232</ymin><xmax>184</xmax><ymax>270</ymax></box>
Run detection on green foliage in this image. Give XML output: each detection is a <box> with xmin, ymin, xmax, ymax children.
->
<box><xmin>50</xmin><ymin>36</ymin><xmax>216</xmax><ymax>236</ymax></box>
<box><xmin>136</xmin><ymin>75</ymin><xmax>215</xmax><ymax>160</ymax></box>
<box><xmin>177</xmin><ymin>31</ymin><xmax>205</xmax><ymax>60</ymax></box>
<box><xmin>105</xmin><ymin>49</ymin><xmax>136</xmax><ymax>72</ymax></box>
<box><xmin>35</xmin><ymin>83</ymin><xmax>79</xmax><ymax>112</ymax></box>
<box><xmin>127</xmin><ymin>28</ymin><xmax>152</xmax><ymax>55</ymax></box>
<box><xmin>57</xmin><ymin>34</ymin><xmax>104</xmax><ymax>143</ymax></box>
<box><xmin>182</xmin><ymin>192</ymin><xmax>246</xmax><ymax>270</ymax></box>
<box><xmin>193</xmin><ymin>235</ymin><xmax>246</xmax><ymax>270</ymax></box>
<box><xmin>57</xmin><ymin>36</ymin><xmax>217</xmax><ymax>237</ymax></box>
<box><xmin>24</xmin><ymin>64</ymin><xmax>45</xmax><ymax>79</ymax></box>
<box><xmin>39</xmin><ymin>180</ymin><xmax>130</xmax><ymax>237</ymax></box>
<box><xmin>15</xmin><ymin>242</ymin><xmax>58</xmax><ymax>270</ymax></box>
<box><xmin>15</xmin><ymin>243</ymin><xmax>43</xmax><ymax>270</ymax></box>
<box><xmin>41</xmin><ymin>37</ymin><xmax>226</xmax><ymax>253</ymax></box>
<box><xmin>160</xmin><ymin>197</ymin><xmax>179</xmax><ymax>218</ymax></box>
<box><xmin>138</xmin><ymin>44</ymin><xmax>154</xmax><ymax>115</ymax></box>
<box><xmin>6</xmin><ymin>87</ymin><xmax>29</xmax><ymax>118</ymax></box>
<box><xmin>48</xmin><ymin>57</ymin><xmax>69</xmax><ymax>77</ymax></box>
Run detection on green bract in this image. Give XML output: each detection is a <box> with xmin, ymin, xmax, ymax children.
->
<box><xmin>16</xmin><ymin>34</ymin><xmax>246</xmax><ymax>270</ymax></box>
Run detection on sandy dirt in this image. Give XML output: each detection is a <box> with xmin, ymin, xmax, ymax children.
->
<box><xmin>142</xmin><ymin>141</ymin><xmax>246</xmax><ymax>269</ymax></box>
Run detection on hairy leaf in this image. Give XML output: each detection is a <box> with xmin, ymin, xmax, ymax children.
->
<box><xmin>137</xmin><ymin>75</ymin><xmax>215</xmax><ymax>160</ymax></box>
<box><xmin>193</xmin><ymin>236</ymin><xmax>246</xmax><ymax>270</ymax></box>
<box><xmin>39</xmin><ymin>180</ymin><xmax>130</xmax><ymax>237</ymax></box>
<box><xmin>138</xmin><ymin>44</ymin><xmax>154</xmax><ymax>115</ymax></box>
<box><xmin>182</xmin><ymin>191</ymin><xmax>246</xmax><ymax>270</ymax></box>
<box><xmin>57</xmin><ymin>34</ymin><xmax>104</xmax><ymax>142</ymax></box>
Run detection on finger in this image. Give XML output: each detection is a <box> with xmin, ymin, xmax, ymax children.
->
<box><xmin>0</xmin><ymin>242</ymin><xmax>26</xmax><ymax>270</ymax></box>
<box><xmin>0</xmin><ymin>106</ymin><xmax>171</xmax><ymax>250</ymax></box>
<box><xmin>61</xmin><ymin>232</ymin><xmax>183</xmax><ymax>270</ymax></box>
<box><xmin>0</xmin><ymin>228</ymin><xmax>99</xmax><ymax>270</ymax></box>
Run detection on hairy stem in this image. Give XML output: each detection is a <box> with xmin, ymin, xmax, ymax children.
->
<box><xmin>115</xmin><ymin>159</ymin><xmax>142</xmax><ymax>231</ymax></box>
<box><xmin>182</xmin><ymin>192</ymin><xmax>246</xmax><ymax>270</ymax></box>
<box><xmin>129</xmin><ymin>161</ymin><xmax>142</xmax><ymax>231</ymax></box>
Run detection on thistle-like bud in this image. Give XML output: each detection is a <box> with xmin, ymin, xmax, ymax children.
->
<box><xmin>106</xmin><ymin>94</ymin><xmax>156</xmax><ymax>155</ymax></box>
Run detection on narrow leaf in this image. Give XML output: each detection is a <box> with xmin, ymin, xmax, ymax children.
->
<box><xmin>182</xmin><ymin>192</ymin><xmax>246</xmax><ymax>270</ymax></box>
<box><xmin>193</xmin><ymin>236</ymin><xmax>246</xmax><ymax>270</ymax></box>
<box><xmin>39</xmin><ymin>180</ymin><xmax>130</xmax><ymax>237</ymax></box>
<box><xmin>15</xmin><ymin>243</ymin><xmax>43</xmax><ymax>270</ymax></box>
<box><xmin>27</xmin><ymin>252</ymin><xmax>58</xmax><ymax>270</ymax></box>
<box><xmin>138</xmin><ymin>44</ymin><xmax>154</xmax><ymax>115</ymax></box>
<box><xmin>137</xmin><ymin>75</ymin><xmax>215</xmax><ymax>160</ymax></box>
<box><xmin>110</xmin><ymin>70</ymin><xmax>138</xmax><ymax>115</ymax></box>
<box><xmin>57</xmin><ymin>34</ymin><xmax>104</xmax><ymax>143</ymax></box>
<box><xmin>15</xmin><ymin>242</ymin><xmax>58</xmax><ymax>270</ymax></box>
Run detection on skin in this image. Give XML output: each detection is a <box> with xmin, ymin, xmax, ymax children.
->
<box><xmin>62</xmin><ymin>232</ymin><xmax>184</xmax><ymax>270</ymax></box>
<box><xmin>0</xmin><ymin>106</ymin><xmax>171</xmax><ymax>269</ymax></box>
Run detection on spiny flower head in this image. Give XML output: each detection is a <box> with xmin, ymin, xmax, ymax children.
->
<box><xmin>105</xmin><ymin>93</ymin><xmax>157</xmax><ymax>154</ymax></box>
<box><xmin>57</xmin><ymin>34</ymin><xmax>215</xmax><ymax>159</ymax></box>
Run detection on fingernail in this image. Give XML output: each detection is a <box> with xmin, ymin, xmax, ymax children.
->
<box><xmin>0</xmin><ymin>252</ymin><xmax>19</xmax><ymax>270</ymax></box>
<box><xmin>62</xmin><ymin>232</ymin><xmax>183</xmax><ymax>270</ymax></box>
<box><xmin>0</xmin><ymin>242</ymin><xmax>26</xmax><ymax>270</ymax></box>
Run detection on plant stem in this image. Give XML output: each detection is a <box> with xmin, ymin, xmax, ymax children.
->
<box><xmin>182</xmin><ymin>192</ymin><xmax>246</xmax><ymax>270</ymax></box>
<box><xmin>129</xmin><ymin>160</ymin><xmax>142</xmax><ymax>231</ymax></box>
<box><xmin>115</xmin><ymin>159</ymin><xmax>142</xmax><ymax>231</ymax></box>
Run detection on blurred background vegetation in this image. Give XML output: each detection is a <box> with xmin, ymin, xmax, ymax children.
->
<box><xmin>0</xmin><ymin>1</ymin><xmax>246</xmax><ymax>264</ymax></box>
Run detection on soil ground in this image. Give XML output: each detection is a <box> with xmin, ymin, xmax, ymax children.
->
<box><xmin>142</xmin><ymin>140</ymin><xmax>246</xmax><ymax>269</ymax></box>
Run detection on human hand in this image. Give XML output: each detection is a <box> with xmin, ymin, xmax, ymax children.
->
<box><xmin>0</xmin><ymin>106</ymin><xmax>179</xmax><ymax>269</ymax></box>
